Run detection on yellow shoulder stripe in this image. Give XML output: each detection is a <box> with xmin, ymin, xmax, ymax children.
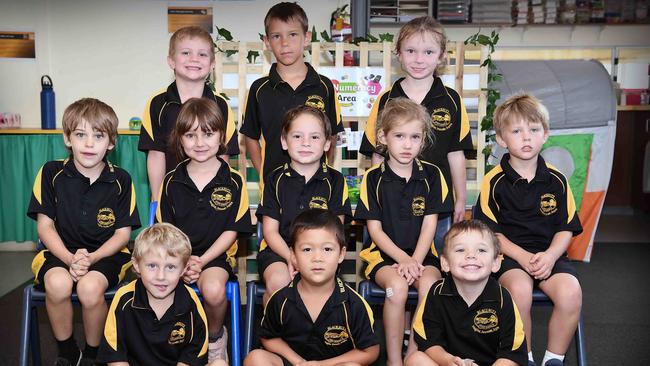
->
<box><xmin>360</xmin><ymin>165</ymin><xmax>381</xmax><ymax>210</ymax></box>
<box><xmin>185</xmin><ymin>285</ymin><xmax>209</xmax><ymax>357</ymax></box>
<box><xmin>104</xmin><ymin>281</ymin><xmax>137</xmax><ymax>351</ymax></box>
<box><xmin>347</xmin><ymin>285</ymin><xmax>375</xmax><ymax>329</ymax></box>
<box><xmin>479</xmin><ymin>166</ymin><xmax>503</xmax><ymax>223</ymax></box>
<box><xmin>32</xmin><ymin>166</ymin><xmax>44</xmax><ymax>205</ymax></box>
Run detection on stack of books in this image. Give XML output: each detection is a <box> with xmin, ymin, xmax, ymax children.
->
<box><xmin>471</xmin><ymin>0</ymin><xmax>512</xmax><ymax>24</ymax></box>
<box><xmin>546</xmin><ymin>0</ymin><xmax>559</xmax><ymax>23</ymax></box>
<box><xmin>436</xmin><ymin>0</ymin><xmax>470</xmax><ymax>23</ymax></box>
<box><xmin>531</xmin><ymin>0</ymin><xmax>546</xmax><ymax>23</ymax></box>
<box><xmin>513</xmin><ymin>0</ymin><xmax>530</xmax><ymax>25</ymax></box>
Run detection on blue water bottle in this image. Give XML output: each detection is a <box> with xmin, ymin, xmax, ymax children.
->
<box><xmin>40</xmin><ymin>75</ymin><xmax>55</xmax><ymax>129</ymax></box>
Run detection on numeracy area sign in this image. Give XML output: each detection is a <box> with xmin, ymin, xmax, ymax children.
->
<box><xmin>319</xmin><ymin>67</ymin><xmax>386</xmax><ymax>117</ymax></box>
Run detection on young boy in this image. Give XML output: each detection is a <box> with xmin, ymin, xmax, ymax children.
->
<box><xmin>98</xmin><ymin>223</ymin><xmax>226</xmax><ymax>366</ymax></box>
<box><xmin>255</xmin><ymin>106</ymin><xmax>352</xmax><ymax>304</ymax></box>
<box><xmin>240</xmin><ymin>2</ymin><xmax>343</xmax><ymax>185</ymax></box>
<box><xmin>474</xmin><ymin>93</ymin><xmax>583</xmax><ymax>366</ymax></box>
<box><xmin>406</xmin><ymin>220</ymin><xmax>528</xmax><ymax>366</ymax></box>
<box><xmin>244</xmin><ymin>209</ymin><xmax>379</xmax><ymax>366</ymax></box>
<box><xmin>139</xmin><ymin>25</ymin><xmax>239</xmax><ymax>200</ymax></box>
<box><xmin>27</xmin><ymin>98</ymin><xmax>141</xmax><ymax>365</ymax></box>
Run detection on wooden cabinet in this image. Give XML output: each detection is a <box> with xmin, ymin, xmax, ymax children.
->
<box><xmin>606</xmin><ymin>107</ymin><xmax>650</xmax><ymax>212</ymax></box>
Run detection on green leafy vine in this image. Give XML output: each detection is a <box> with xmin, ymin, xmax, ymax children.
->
<box><xmin>464</xmin><ymin>30</ymin><xmax>502</xmax><ymax>160</ymax></box>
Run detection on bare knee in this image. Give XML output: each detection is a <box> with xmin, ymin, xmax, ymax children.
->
<box><xmin>200</xmin><ymin>280</ymin><xmax>227</xmax><ymax>307</ymax></box>
<box><xmin>44</xmin><ymin>270</ymin><xmax>74</xmax><ymax>301</ymax></box>
<box><xmin>76</xmin><ymin>277</ymin><xmax>107</xmax><ymax>307</ymax></box>
<box><xmin>551</xmin><ymin>279</ymin><xmax>582</xmax><ymax>313</ymax></box>
<box><xmin>384</xmin><ymin>278</ymin><xmax>409</xmax><ymax>305</ymax></box>
<box><xmin>264</xmin><ymin>267</ymin><xmax>291</xmax><ymax>295</ymax></box>
<box><xmin>244</xmin><ymin>349</ymin><xmax>281</xmax><ymax>366</ymax></box>
<box><xmin>405</xmin><ymin>351</ymin><xmax>435</xmax><ymax>366</ymax></box>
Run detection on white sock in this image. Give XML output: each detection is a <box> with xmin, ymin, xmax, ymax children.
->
<box><xmin>528</xmin><ymin>351</ymin><xmax>534</xmax><ymax>362</ymax></box>
<box><xmin>542</xmin><ymin>350</ymin><xmax>564</xmax><ymax>365</ymax></box>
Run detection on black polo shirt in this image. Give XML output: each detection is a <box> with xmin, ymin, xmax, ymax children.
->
<box><xmin>355</xmin><ymin>159</ymin><xmax>453</xmax><ymax>256</ymax></box>
<box><xmin>259</xmin><ymin>275</ymin><xmax>378</xmax><ymax>360</ymax></box>
<box><xmin>475</xmin><ymin>154</ymin><xmax>583</xmax><ymax>253</ymax></box>
<box><xmin>256</xmin><ymin>163</ymin><xmax>352</xmax><ymax>250</ymax></box>
<box><xmin>240</xmin><ymin>63</ymin><xmax>344</xmax><ymax>183</ymax></box>
<box><xmin>138</xmin><ymin>81</ymin><xmax>240</xmax><ymax>172</ymax></box>
<box><xmin>359</xmin><ymin>76</ymin><xmax>473</xmax><ymax>199</ymax></box>
<box><xmin>413</xmin><ymin>277</ymin><xmax>528</xmax><ymax>366</ymax></box>
<box><xmin>27</xmin><ymin>158</ymin><xmax>141</xmax><ymax>252</ymax></box>
<box><xmin>156</xmin><ymin>158</ymin><xmax>252</xmax><ymax>259</ymax></box>
<box><xmin>98</xmin><ymin>279</ymin><xmax>208</xmax><ymax>366</ymax></box>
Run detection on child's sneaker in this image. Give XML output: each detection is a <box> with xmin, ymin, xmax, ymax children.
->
<box><xmin>527</xmin><ymin>361</ymin><xmax>537</xmax><ymax>366</ymax></box>
<box><xmin>544</xmin><ymin>359</ymin><xmax>564</xmax><ymax>366</ymax></box>
<box><xmin>208</xmin><ymin>326</ymin><xmax>228</xmax><ymax>363</ymax></box>
<box><xmin>54</xmin><ymin>352</ymin><xmax>82</xmax><ymax>366</ymax></box>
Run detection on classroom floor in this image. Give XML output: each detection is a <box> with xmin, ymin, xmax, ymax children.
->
<box><xmin>1</xmin><ymin>211</ymin><xmax>649</xmax><ymax>365</ymax></box>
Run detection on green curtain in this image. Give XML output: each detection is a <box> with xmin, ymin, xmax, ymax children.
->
<box><xmin>0</xmin><ymin>134</ymin><xmax>150</xmax><ymax>243</ymax></box>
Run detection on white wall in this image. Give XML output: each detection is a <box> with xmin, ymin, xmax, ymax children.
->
<box><xmin>0</xmin><ymin>0</ymin><xmax>344</xmax><ymax>128</ymax></box>
<box><xmin>2</xmin><ymin>1</ymin><xmax>649</xmax><ymax>128</ymax></box>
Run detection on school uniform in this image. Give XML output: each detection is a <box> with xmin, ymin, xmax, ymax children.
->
<box><xmin>138</xmin><ymin>81</ymin><xmax>239</xmax><ymax>172</ymax></box>
<box><xmin>412</xmin><ymin>276</ymin><xmax>528</xmax><ymax>366</ymax></box>
<box><xmin>355</xmin><ymin>159</ymin><xmax>452</xmax><ymax>280</ymax></box>
<box><xmin>240</xmin><ymin>63</ymin><xmax>344</xmax><ymax>183</ymax></box>
<box><xmin>474</xmin><ymin>153</ymin><xmax>583</xmax><ymax>279</ymax></box>
<box><xmin>156</xmin><ymin>158</ymin><xmax>252</xmax><ymax>278</ymax></box>
<box><xmin>259</xmin><ymin>275</ymin><xmax>378</xmax><ymax>364</ymax></box>
<box><xmin>97</xmin><ymin>279</ymin><xmax>208</xmax><ymax>366</ymax></box>
<box><xmin>255</xmin><ymin>163</ymin><xmax>352</xmax><ymax>276</ymax></box>
<box><xmin>27</xmin><ymin>158</ymin><xmax>141</xmax><ymax>289</ymax></box>
<box><xmin>359</xmin><ymin>76</ymin><xmax>473</xmax><ymax>196</ymax></box>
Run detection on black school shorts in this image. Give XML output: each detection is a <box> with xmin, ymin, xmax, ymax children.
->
<box><xmin>32</xmin><ymin>249</ymin><xmax>131</xmax><ymax>291</ymax></box>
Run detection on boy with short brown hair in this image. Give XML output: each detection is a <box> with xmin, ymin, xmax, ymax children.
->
<box><xmin>407</xmin><ymin>220</ymin><xmax>528</xmax><ymax>366</ymax></box>
<box><xmin>240</xmin><ymin>2</ymin><xmax>343</xmax><ymax>185</ymax></box>
<box><xmin>28</xmin><ymin>98</ymin><xmax>141</xmax><ymax>365</ymax></box>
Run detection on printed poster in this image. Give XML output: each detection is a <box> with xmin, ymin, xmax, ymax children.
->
<box><xmin>168</xmin><ymin>7</ymin><xmax>213</xmax><ymax>33</ymax></box>
<box><xmin>0</xmin><ymin>32</ymin><xmax>35</xmax><ymax>58</ymax></box>
<box><xmin>318</xmin><ymin>67</ymin><xmax>386</xmax><ymax>117</ymax></box>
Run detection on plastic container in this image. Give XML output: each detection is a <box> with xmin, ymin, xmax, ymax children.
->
<box><xmin>40</xmin><ymin>75</ymin><xmax>55</xmax><ymax>129</ymax></box>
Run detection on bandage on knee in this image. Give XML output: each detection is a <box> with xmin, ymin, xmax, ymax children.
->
<box><xmin>385</xmin><ymin>287</ymin><xmax>394</xmax><ymax>298</ymax></box>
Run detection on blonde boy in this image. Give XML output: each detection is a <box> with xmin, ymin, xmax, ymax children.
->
<box><xmin>139</xmin><ymin>26</ymin><xmax>239</xmax><ymax>200</ymax></box>
<box><xmin>98</xmin><ymin>223</ymin><xmax>225</xmax><ymax>366</ymax></box>
<box><xmin>474</xmin><ymin>93</ymin><xmax>583</xmax><ymax>366</ymax></box>
<box><xmin>27</xmin><ymin>98</ymin><xmax>140</xmax><ymax>365</ymax></box>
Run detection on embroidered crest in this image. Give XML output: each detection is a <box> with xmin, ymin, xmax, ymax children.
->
<box><xmin>431</xmin><ymin>107</ymin><xmax>452</xmax><ymax>131</ymax></box>
<box><xmin>540</xmin><ymin>193</ymin><xmax>558</xmax><ymax>216</ymax></box>
<box><xmin>211</xmin><ymin>187</ymin><xmax>233</xmax><ymax>211</ymax></box>
<box><xmin>324</xmin><ymin>325</ymin><xmax>349</xmax><ymax>346</ymax></box>
<box><xmin>97</xmin><ymin>208</ymin><xmax>116</xmax><ymax>228</ymax></box>
<box><xmin>309</xmin><ymin>196</ymin><xmax>329</xmax><ymax>210</ymax></box>
<box><xmin>412</xmin><ymin>196</ymin><xmax>426</xmax><ymax>216</ymax></box>
<box><xmin>305</xmin><ymin>95</ymin><xmax>326</xmax><ymax>112</ymax></box>
<box><xmin>473</xmin><ymin>308</ymin><xmax>499</xmax><ymax>334</ymax></box>
<box><xmin>168</xmin><ymin>322</ymin><xmax>186</xmax><ymax>344</ymax></box>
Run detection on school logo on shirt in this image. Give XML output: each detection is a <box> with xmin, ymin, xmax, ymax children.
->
<box><xmin>412</xmin><ymin>196</ymin><xmax>426</xmax><ymax>216</ymax></box>
<box><xmin>97</xmin><ymin>208</ymin><xmax>116</xmax><ymax>228</ymax></box>
<box><xmin>473</xmin><ymin>308</ymin><xmax>499</xmax><ymax>334</ymax></box>
<box><xmin>168</xmin><ymin>322</ymin><xmax>186</xmax><ymax>344</ymax></box>
<box><xmin>211</xmin><ymin>187</ymin><xmax>233</xmax><ymax>211</ymax></box>
<box><xmin>431</xmin><ymin>108</ymin><xmax>452</xmax><ymax>131</ymax></box>
<box><xmin>305</xmin><ymin>95</ymin><xmax>326</xmax><ymax>112</ymax></box>
<box><xmin>323</xmin><ymin>325</ymin><xmax>349</xmax><ymax>346</ymax></box>
<box><xmin>540</xmin><ymin>193</ymin><xmax>558</xmax><ymax>216</ymax></box>
<box><xmin>309</xmin><ymin>196</ymin><xmax>329</xmax><ymax>210</ymax></box>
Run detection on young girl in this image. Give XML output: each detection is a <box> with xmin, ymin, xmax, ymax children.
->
<box><xmin>359</xmin><ymin>16</ymin><xmax>473</xmax><ymax>252</ymax></box>
<box><xmin>355</xmin><ymin>98</ymin><xmax>453</xmax><ymax>366</ymax></box>
<box><xmin>156</xmin><ymin>97</ymin><xmax>252</xmax><ymax>363</ymax></box>
<box><xmin>256</xmin><ymin>105</ymin><xmax>352</xmax><ymax>304</ymax></box>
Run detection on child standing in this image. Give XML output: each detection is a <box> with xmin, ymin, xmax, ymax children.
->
<box><xmin>98</xmin><ymin>223</ymin><xmax>226</xmax><ymax>366</ymax></box>
<box><xmin>28</xmin><ymin>98</ymin><xmax>141</xmax><ymax>365</ymax></box>
<box><xmin>406</xmin><ymin>220</ymin><xmax>527</xmax><ymax>366</ymax></box>
<box><xmin>139</xmin><ymin>26</ymin><xmax>239</xmax><ymax>200</ymax></box>
<box><xmin>256</xmin><ymin>105</ymin><xmax>352</xmax><ymax>304</ymax></box>
<box><xmin>240</xmin><ymin>2</ymin><xmax>343</xmax><ymax>185</ymax></box>
<box><xmin>156</xmin><ymin>98</ymin><xmax>252</xmax><ymax>363</ymax></box>
<box><xmin>355</xmin><ymin>98</ymin><xmax>453</xmax><ymax>366</ymax></box>
<box><xmin>474</xmin><ymin>93</ymin><xmax>583</xmax><ymax>366</ymax></box>
<box><xmin>244</xmin><ymin>209</ymin><xmax>379</xmax><ymax>366</ymax></box>
<box><xmin>359</xmin><ymin>16</ymin><xmax>473</xmax><ymax>250</ymax></box>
